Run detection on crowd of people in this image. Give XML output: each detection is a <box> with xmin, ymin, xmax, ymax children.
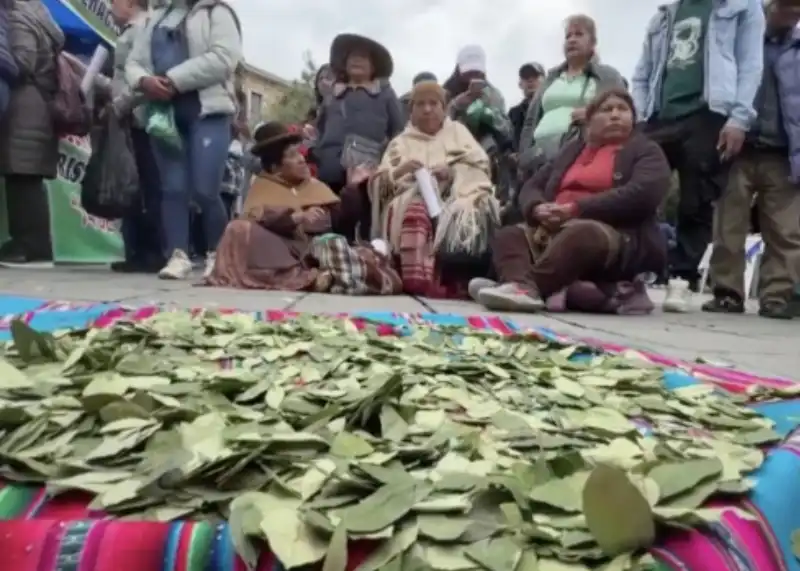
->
<box><xmin>0</xmin><ymin>0</ymin><xmax>799</xmax><ymax>319</ymax></box>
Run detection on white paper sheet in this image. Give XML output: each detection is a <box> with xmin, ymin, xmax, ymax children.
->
<box><xmin>414</xmin><ymin>168</ymin><xmax>442</xmax><ymax>218</ymax></box>
<box><xmin>79</xmin><ymin>46</ymin><xmax>111</xmax><ymax>95</ymax></box>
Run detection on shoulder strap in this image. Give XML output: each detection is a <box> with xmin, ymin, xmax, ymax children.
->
<box><xmin>205</xmin><ymin>2</ymin><xmax>242</xmax><ymax>36</ymax></box>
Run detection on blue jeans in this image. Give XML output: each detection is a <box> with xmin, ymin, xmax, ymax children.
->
<box><xmin>151</xmin><ymin>113</ymin><xmax>231</xmax><ymax>256</ymax></box>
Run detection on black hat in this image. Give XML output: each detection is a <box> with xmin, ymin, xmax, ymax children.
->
<box><xmin>519</xmin><ymin>62</ymin><xmax>545</xmax><ymax>79</ymax></box>
<box><xmin>330</xmin><ymin>33</ymin><xmax>394</xmax><ymax>79</ymax></box>
<box><xmin>412</xmin><ymin>71</ymin><xmax>437</xmax><ymax>85</ymax></box>
<box><xmin>251</xmin><ymin>122</ymin><xmax>303</xmax><ymax>156</ymax></box>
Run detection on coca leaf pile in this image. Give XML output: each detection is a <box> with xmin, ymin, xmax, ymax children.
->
<box><xmin>0</xmin><ymin>313</ymin><xmax>779</xmax><ymax>570</ymax></box>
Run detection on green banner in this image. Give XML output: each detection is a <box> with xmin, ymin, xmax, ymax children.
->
<box><xmin>49</xmin><ymin>137</ymin><xmax>124</xmax><ymax>263</ymax></box>
<box><xmin>60</xmin><ymin>0</ymin><xmax>119</xmax><ymax>46</ymax></box>
<box><xmin>0</xmin><ymin>137</ymin><xmax>125</xmax><ymax>263</ymax></box>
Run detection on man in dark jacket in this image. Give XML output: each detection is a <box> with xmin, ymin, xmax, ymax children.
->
<box><xmin>509</xmin><ymin>62</ymin><xmax>544</xmax><ymax>151</ymax></box>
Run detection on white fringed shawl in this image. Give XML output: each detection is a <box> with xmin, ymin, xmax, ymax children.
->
<box><xmin>368</xmin><ymin>118</ymin><xmax>500</xmax><ymax>257</ymax></box>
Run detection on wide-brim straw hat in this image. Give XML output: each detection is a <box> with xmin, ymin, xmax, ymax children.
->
<box><xmin>330</xmin><ymin>33</ymin><xmax>394</xmax><ymax>79</ymax></box>
<box><xmin>251</xmin><ymin>122</ymin><xmax>303</xmax><ymax>156</ymax></box>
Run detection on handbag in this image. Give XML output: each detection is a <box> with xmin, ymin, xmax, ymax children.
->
<box><xmin>340</xmin><ymin>134</ymin><xmax>383</xmax><ymax>170</ymax></box>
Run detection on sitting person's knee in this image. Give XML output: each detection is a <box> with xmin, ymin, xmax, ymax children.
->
<box><xmin>491</xmin><ymin>225</ymin><xmax>527</xmax><ymax>249</ymax></box>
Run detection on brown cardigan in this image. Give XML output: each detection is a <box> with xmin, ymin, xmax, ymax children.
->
<box><xmin>518</xmin><ymin>133</ymin><xmax>671</xmax><ymax>277</ymax></box>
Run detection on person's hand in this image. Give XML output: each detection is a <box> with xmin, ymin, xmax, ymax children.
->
<box><xmin>533</xmin><ymin>203</ymin><xmax>555</xmax><ymax>223</ymax></box>
<box><xmin>717</xmin><ymin>124</ymin><xmax>745</xmax><ymax>161</ymax></box>
<box><xmin>347</xmin><ymin>164</ymin><xmax>374</xmax><ymax>188</ymax></box>
<box><xmin>431</xmin><ymin>164</ymin><xmax>451</xmax><ymax>183</ymax></box>
<box><xmin>303</xmin><ymin>123</ymin><xmax>318</xmax><ymax>140</ymax></box>
<box><xmin>140</xmin><ymin>76</ymin><xmax>174</xmax><ymax>101</ymax></box>
<box><xmin>304</xmin><ymin>207</ymin><xmax>326</xmax><ymax>223</ymax></box>
<box><xmin>394</xmin><ymin>159</ymin><xmax>423</xmax><ymax>178</ymax></box>
<box><xmin>571</xmin><ymin>107</ymin><xmax>587</xmax><ymax>124</ymax></box>
<box><xmin>543</xmin><ymin>204</ymin><xmax>575</xmax><ymax>229</ymax></box>
<box><xmin>290</xmin><ymin>210</ymin><xmax>308</xmax><ymax>224</ymax></box>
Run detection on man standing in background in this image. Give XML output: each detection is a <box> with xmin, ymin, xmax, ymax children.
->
<box><xmin>631</xmin><ymin>0</ymin><xmax>765</xmax><ymax>313</ymax></box>
<box><xmin>704</xmin><ymin>0</ymin><xmax>800</xmax><ymax>319</ymax></box>
<box><xmin>509</xmin><ymin>62</ymin><xmax>544</xmax><ymax>151</ymax></box>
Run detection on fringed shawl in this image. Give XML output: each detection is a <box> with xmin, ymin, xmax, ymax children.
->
<box><xmin>368</xmin><ymin>118</ymin><xmax>500</xmax><ymax>257</ymax></box>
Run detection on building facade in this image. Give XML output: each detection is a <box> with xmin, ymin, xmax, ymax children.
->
<box><xmin>240</xmin><ymin>62</ymin><xmax>292</xmax><ymax>126</ymax></box>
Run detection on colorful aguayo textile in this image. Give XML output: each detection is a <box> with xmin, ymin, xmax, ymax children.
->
<box><xmin>0</xmin><ymin>296</ymin><xmax>796</xmax><ymax>570</ymax></box>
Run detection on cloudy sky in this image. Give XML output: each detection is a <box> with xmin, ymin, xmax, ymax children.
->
<box><xmin>232</xmin><ymin>0</ymin><xmax>664</xmax><ymax>102</ymax></box>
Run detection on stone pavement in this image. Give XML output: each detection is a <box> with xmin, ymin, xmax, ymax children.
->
<box><xmin>1</xmin><ymin>266</ymin><xmax>796</xmax><ymax>381</ymax></box>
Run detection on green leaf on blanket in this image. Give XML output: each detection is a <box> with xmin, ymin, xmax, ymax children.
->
<box><xmin>0</xmin><ymin>310</ymin><xmax>779</xmax><ymax>569</ymax></box>
<box><xmin>582</xmin><ymin>464</ymin><xmax>655</xmax><ymax>556</ymax></box>
<box><xmin>791</xmin><ymin>529</ymin><xmax>800</xmax><ymax>560</ymax></box>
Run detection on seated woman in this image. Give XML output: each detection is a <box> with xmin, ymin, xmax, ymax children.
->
<box><xmin>369</xmin><ymin>80</ymin><xmax>501</xmax><ymax>298</ymax></box>
<box><xmin>471</xmin><ymin>88</ymin><xmax>669</xmax><ymax>314</ymax></box>
<box><xmin>206</xmin><ymin>122</ymin><xmax>361</xmax><ymax>291</ymax></box>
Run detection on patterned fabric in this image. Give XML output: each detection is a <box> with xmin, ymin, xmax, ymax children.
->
<box><xmin>386</xmin><ymin>199</ymin><xmax>436</xmax><ymax>296</ymax></box>
<box><xmin>309</xmin><ymin>235</ymin><xmax>402</xmax><ymax>295</ymax></box>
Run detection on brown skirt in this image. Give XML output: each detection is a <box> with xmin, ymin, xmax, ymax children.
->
<box><xmin>206</xmin><ymin>220</ymin><xmax>320</xmax><ymax>291</ymax></box>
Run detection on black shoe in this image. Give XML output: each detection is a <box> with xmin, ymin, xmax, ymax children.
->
<box><xmin>758</xmin><ymin>300</ymin><xmax>793</xmax><ymax>320</ymax></box>
<box><xmin>0</xmin><ymin>240</ymin><xmax>44</xmax><ymax>264</ymax></box>
<box><xmin>789</xmin><ymin>290</ymin><xmax>800</xmax><ymax>318</ymax></box>
<box><xmin>111</xmin><ymin>256</ymin><xmax>164</xmax><ymax>274</ymax></box>
<box><xmin>701</xmin><ymin>294</ymin><xmax>745</xmax><ymax>314</ymax></box>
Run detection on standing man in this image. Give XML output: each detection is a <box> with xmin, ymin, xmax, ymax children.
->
<box><xmin>509</xmin><ymin>62</ymin><xmax>545</xmax><ymax>150</ymax></box>
<box><xmin>631</xmin><ymin>0</ymin><xmax>765</xmax><ymax>312</ymax></box>
<box><xmin>704</xmin><ymin>0</ymin><xmax>800</xmax><ymax>319</ymax></box>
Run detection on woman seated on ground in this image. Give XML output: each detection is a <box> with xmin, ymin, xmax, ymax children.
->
<box><xmin>206</xmin><ymin>122</ymin><xmax>363</xmax><ymax>291</ymax></box>
<box><xmin>470</xmin><ymin>88</ymin><xmax>669</xmax><ymax>314</ymax></box>
<box><xmin>368</xmin><ymin>80</ymin><xmax>501</xmax><ymax>298</ymax></box>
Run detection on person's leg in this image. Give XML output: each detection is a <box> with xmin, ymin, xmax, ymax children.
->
<box><xmin>130</xmin><ymin>127</ymin><xmax>164</xmax><ymax>268</ymax></box>
<box><xmin>187</xmin><ymin>114</ymin><xmax>231</xmax><ymax>277</ymax></box>
<box><xmin>2</xmin><ymin>174</ymin><xmax>52</xmax><ymax>263</ymax></box>
<box><xmin>529</xmin><ymin>220</ymin><xmax>622</xmax><ymax>298</ymax></box>
<box><xmin>666</xmin><ymin>111</ymin><xmax>729</xmax><ymax>311</ymax></box>
<box><xmin>753</xmin><ymin>152</ymin><xmax>800</xmax><ymax>319</ymax></box>
<box><xmin>152</xmin><ymin>131</ymin><xmax>192</xmax><ymax>279</ymax></box>
<box><xmin>702</xmin><ymin>152</ymin><xmax>754</xmax><ymax>313</ymax></box>
<box><xmin>475</xmin><ymin>225</ymin><xmax>543</xmax><ymax>312</ymax></box>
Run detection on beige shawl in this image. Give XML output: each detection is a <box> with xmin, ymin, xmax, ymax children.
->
<box><xmin>368</xmin><ymin>118</ymin><xmax>500</xmax><ymax>257</ymax></box>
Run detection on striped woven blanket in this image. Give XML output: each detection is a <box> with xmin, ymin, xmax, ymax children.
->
<box><xmin>0</xmin><ymin>296</ymin><xmax>796</xmax><ymax>571</ymax></box>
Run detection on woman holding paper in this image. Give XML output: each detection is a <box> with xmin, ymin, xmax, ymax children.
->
<box><xmin>368</xmin><ymin>80</ymin><xmax>500</xmax><ymax>297</ymax></box>
<box><xmin>471</xmin><ymin>88</ymin><xmax>668</xmax><ymax>314</ymax></box>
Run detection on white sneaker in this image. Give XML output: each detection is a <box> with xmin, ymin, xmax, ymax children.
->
<box><xmin>468</xmin><ymin>277</ymin><xmax>497</xmax><ymax>302</ymax></box>
<box><xmin>203</xmin><ymin>251</ymin><xmax>216</xmax><ymax>279</ymax></box>
<box><xmin>158</xmin><ymin>249</ymin><xmax>193</xmax><ymax>280</ymax></box>
<box><xmin>662</xmin><ymin>278</ymin><xmax>692</xmax><ymax>313</ymax></box>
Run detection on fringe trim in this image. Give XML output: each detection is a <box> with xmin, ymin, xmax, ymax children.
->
<box><xmin>433</xmin><ymin>194</ymin><xmax>501</xmax><ymax>257</ymax></box>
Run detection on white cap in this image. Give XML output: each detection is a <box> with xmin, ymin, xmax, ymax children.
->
<box><xmin>456</xmin><ymin>45</ymin><xmax>487</xmax><ymax>74</ymax></box>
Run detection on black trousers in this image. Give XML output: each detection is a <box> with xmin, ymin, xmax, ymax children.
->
<box><xmin>5</xmin><ymin>174</ymin><xmax>52</xmax><ymax>261</ymax></box>
<box><xmin>645</xmin><ymin>110</ymin><xmax>730</xmax><ymax>287</ymax></box>
<box><xmin>120</xmin><ymin>127</ymin><xmax>163</xmax><ymax>262</ymax></box>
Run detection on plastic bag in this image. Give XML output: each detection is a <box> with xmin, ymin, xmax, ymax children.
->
<box><xmin>145</xmin><ymin>103</ymin><xmax>182</xmax><ymax>150</ymax></box>
<box><xmin>81</xmin><ymin>109</ymin><xmax>140</xmax><ymax>220</ymax></box>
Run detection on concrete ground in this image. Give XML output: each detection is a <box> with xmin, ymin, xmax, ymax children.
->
<box><xmin>0</xmin><ymin>266</ymin><xmax>796</xmax><ymax>381</ymax></box>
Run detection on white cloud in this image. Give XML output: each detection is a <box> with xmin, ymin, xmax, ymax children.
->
<box><xmin>231</xmin><ymin>0</ymin><xmax>662</xmax><ymax>104</ymax></box>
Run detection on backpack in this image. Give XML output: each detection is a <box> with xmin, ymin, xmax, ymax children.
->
<box><xmin>50</xmin><ymin>53</ymin><xmax>92</xmax><ymax>137</ymax></box>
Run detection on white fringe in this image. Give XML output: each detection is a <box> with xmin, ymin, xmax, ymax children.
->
<box><xmin>433</xmin><ymin>195</ymin><xmax>501</xmax><ymax>257</ymax></box>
